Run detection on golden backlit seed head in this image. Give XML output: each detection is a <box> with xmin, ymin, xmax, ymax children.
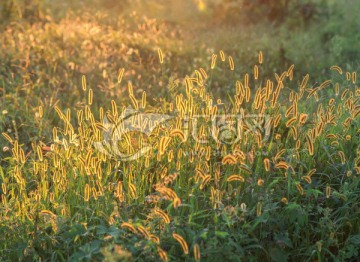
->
<box><xmin>173</xmin><ymin>197</ymin><xmax>181</xmax><ymax>208</ymax></box>
<box><xmin>330</xmin><ymin>65</ymin><xmax>343</xmax><ymax>75</ymax></box>
<box><xmin>40</xmin><ymin>210</ymin><xmax>56</xmax><ymax>218</ymax></box>
<box><xmin>137</xmin><ymin>225</ymin><xmax>150</xmax><ymax>239</ymax></box>
<box><xmin>154</xmin><ymin>209</ymin><xmax>171</xmax><ymax>224</ymax></box>
<box><xmin>82</xmin><ymin>75</ymin><xmax>87</xmax><ymax>91</ymax></box>
<box><xmin>2</xmin><ymin>132</ymin><xmax>13</xmax><ymax>144</ymax></box>
<box><xmin>211</xmin><ymin>54</ymin><xmax>217</xmax><ymax>69</ymax></box>
<box><xmin>88</xmin><ymin>88</ymin><xmax>93</xmax><ymax>105</ymax></box>
<box><xmin>158</xmin><ymin>48</ymin><xmax>164</xmax><ymax>64</ymax></box>
<box><xmin>121</xmin><ymin>222</ymin><xmax>137</xmax><ymax>233</ymax></box>
<box><xmin>194</xmin><ymin>244</ymin><xmax>201</xmax><ymax>262</ymax></box>
<box><xmin>254</xmin><ymin>65</ymin><xmax>259</xmax><ymax>80</ymax></box>
<box><xmin>170</xmin><ymin>129</ymin><xmax>186</xmax><ymax>141</ymax></box>
<box><xmin>220</xmin><ymin>50</ymin><xmax>225</xmax><ymax>61</ymax></box>
<box><xmin>275</xmin><ymin>161</ymin><xmax>289</xmax><ymax>170</ymax></box>
<box><xmin>227</xmin><ymin>175</ymin><xmax>245</xmax><ymax>182</ymax></box>
<box><xmin>157</xmin><ymin>247</ymin><xmax>168</xmax><ymax>262</ymax></box>
<box><xmin>259</xmin><ymin>51</ymin><xmax>263</xmax><ymax>64</ymax></box>
<box><xmin>296</xmin><ymin>183</ymin><xmax>304</xmax><ymax>195</ymax></box>
<box><xmin>338</xmin><ymin>151</ymin><xmax>346</xmax><ymax>165</ymax></box>
<box><xmin>256</xmin><ymin>202</ymin><xmax>262</xmax><ymax>216</ymax></box>
<box><xmin>172</xmin><ymin>233</ymin><xmax>189</xmax><ymax>255</ymax></box>
<box><xmin>352</xmin><ymin>71</ymin><xmax>357</xmax><ymax>84</ymax></box>
<box><xmin>118</xmin><ymin>68</ymin><xmax>125</xmax><ymax>83</ymax></box>
<box><xmin>263</xmin><ymin>159</ymin><xmax>270</xmax><ymax>172</ymax></box>
<box><xmin>326</xmin><ymin>185</ymin><xmax>331</xmax><ymax>198</ymax></box>
<box><xmin>84</xmin><ymin>183</ymin><xmax>90</xmax><ymax>202</ymax></box>
<box><xmin>281</xmin><ymin>197</ymin><xmax>288</xmax><ymax>205</ymax></box>
<box><xmin>222</xmin><ymin>154</ymin><xmax>237</xmax><ymax>165</ymax></box>
<box><xmin>1</xmin><ymin>183</ymin><xmax>7</xmax><ymax>195</ymax></box>
<box><xmin>141</xmin><ymin>91</ymin><xmax>147</xmax><ymax>109</ymax></box>
<box><xmin>302</xmin><ymin>175</ymin><xmax>312</xmax><ymax>184</ymax></box>
<box><xmin>228</xmin><ymin>56</ymin><xmax>234</xmax><ymax>71</ymax></box>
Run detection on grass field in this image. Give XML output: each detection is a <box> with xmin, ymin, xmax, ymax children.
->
<box><xmin>0</xmin><ymin>0</ymin><xmax>359</xmax><ymax>261</ymax></box>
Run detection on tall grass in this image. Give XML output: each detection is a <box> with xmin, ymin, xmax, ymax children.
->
<box><xmin>1</xmin><ymin>46</ymin><xmax>359</xmax><ymax>260</ymax></box>
<box><xmin>0</xmin><ymin>1</ymin><xmax>359</xmax><ymax>261</ymax></box>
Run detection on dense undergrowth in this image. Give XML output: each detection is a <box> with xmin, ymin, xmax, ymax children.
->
<box><xmin>0</xmin><ymin>0</ymin><xmax>360</xmax><ymax>261</ymax></box>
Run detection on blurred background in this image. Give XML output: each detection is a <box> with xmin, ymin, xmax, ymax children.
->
<box><xmin>1</xmin><ymin>0</ymin><xmax>359</xmax><ymax>78</ymax></box>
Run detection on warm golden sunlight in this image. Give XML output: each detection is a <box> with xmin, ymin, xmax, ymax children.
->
<box><xmin>0</xmin><ymin>0</ymin><xmax>359</xmax><ymax>261</ymax></box>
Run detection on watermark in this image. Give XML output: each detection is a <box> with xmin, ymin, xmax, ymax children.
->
<box><xmin>93</xmin><ymin>106</ymin><xmax>272</xmax><ymax>161</ymax></box>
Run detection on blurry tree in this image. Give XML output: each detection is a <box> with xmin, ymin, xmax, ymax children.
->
<box><xmin>246</xmin><ymin>0</ymin><xmax>290</xmax><ymax>23</ymax></box>
<box><xmin>209</xmin><ymin>0</ymin><xmax>325</xmax><ymax>25</ymax></box>
<box><xmin>0</xmin><ymin>0</ymin><xmax>44</xmax><ymax>24</ymax></box>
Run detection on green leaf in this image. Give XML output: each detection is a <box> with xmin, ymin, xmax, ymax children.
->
<box><xmin>199</xmin><ymin>230</ymin><xmax>208</xmax><ymax>240</ymax></box>
<box><xmin>348</xmin><ymin>235</ymin><xmax>360</xmax><ymax>245</ymax></box>
<box><xmin>215</xmin><ymin>231</ymin><xmax>229</xmax><ymax>238</ymax></box>
<box><xmin>274</xmin><ymin>233</ymin><xmax>293</xmax><ymax>248</ymax></box>
<box><xmin>306</xmin><ymin>189</ymin><xmax>322</xmax><ymax>198</ymax></box>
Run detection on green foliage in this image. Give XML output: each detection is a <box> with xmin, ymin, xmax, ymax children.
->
<box><xmin>0</xmin><ymin>1</ymin><xmax>359</xmax><ymax>261</ymax></box>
